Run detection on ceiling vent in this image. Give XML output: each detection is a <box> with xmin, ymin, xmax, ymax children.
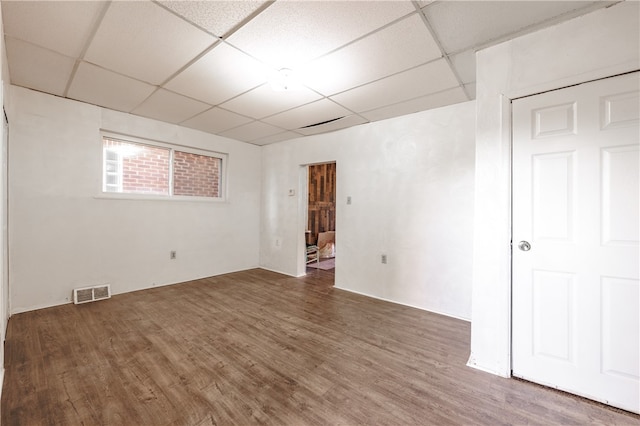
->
<box><xmin>73</xmin><ymin>284</ymin><xmax>111</xmax><ymax>305</ymax></box>
<box><xmin>299</xmin><ymin>116</ymin><xmax>346</xmax><ymax>129</ymax></box>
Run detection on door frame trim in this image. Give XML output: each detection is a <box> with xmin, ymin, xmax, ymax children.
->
<box><xmin>469</xmin><ymin>2</ymin><xmax>638</xmax><ymax>380</ymax></box>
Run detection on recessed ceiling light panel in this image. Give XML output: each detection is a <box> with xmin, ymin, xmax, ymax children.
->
<box><xmin>270</xmin><ymin>68</ymin><xmax>300</xmax><ymax>91</ymax></box>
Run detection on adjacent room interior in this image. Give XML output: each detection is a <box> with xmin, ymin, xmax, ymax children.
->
<box><xmin>0</xmin><ymin>0</ymin><xmax>638</xmax><ymax>424</ymax></box>
<box><xmin>305</xmin><ymin>162</ymin><xmax>336</xmax><ymax>276</ymax></box>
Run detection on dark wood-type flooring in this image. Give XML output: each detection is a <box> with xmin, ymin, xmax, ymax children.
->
<box><xmin>2</xmin><ymin>268</ymin><xmax>638</xmax><ymax>425</ymax></box>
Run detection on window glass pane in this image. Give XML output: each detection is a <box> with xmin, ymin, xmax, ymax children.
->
<box><xmin>105</xmin><ymin>162</ymin><xmax>118</xmax><ymax>173</ymax></box>
<box><xmin>105</xmin><ymin>150</ymin><xmax>118</xmax><ymax>161</ymax></box>
<box><xmin>103</xmin><ymin>138</ymin><xmax>170</xmax><ymax>195</ymax></box>
<box><xmin>105</xmin><ymin>174</ymin><xmax>118</xmax><ymax>185</ymax></box>
<box><xmin>173</xmin><ymin>151</ymin><xmax>221</xmax><ymax>198</ymax></box>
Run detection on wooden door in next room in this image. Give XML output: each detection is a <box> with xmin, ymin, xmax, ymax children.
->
<box><xmin>307</xmin><ymin>163</ymin><xmax>336</xmax><ymax>247</ymax></box>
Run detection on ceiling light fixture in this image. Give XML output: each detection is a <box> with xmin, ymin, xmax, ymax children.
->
<box><xmin>270</xmin><ymin>68</ymin><xmax>300</xmax><ymax>91</ymax></box>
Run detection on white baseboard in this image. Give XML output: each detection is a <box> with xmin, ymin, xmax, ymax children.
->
<box><xmin>466</xmin><ymin>354</ymin><xmax>511</xmax><ymax>378</ymax></box>
<box><xmin>257</xmin><ymin>266</ymin><xmax>298</xmax><ymax>277</ymax></box>
<box><xmin>10</xmin><ymin>267</ymin><xmax>265</xmax><ymax>315</ymax></box>
<box><xmin>11</xmin><ymin>299</ymin><xmax>71</xmax><ymax>315</ymax></box>
<box><xmin>333</xmin><ymin>285</ymin><xmax>471</xmax><ymax>322</ymax></box>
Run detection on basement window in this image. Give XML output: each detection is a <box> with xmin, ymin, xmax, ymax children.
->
<box><xmin>101</xmin><ymin>134</ymin><xmax>225</xmax><ymax>200</ymax></box>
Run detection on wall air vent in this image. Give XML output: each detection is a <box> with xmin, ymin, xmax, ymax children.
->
<box><xmin>73</xmin><ymin>284</ymin><xmax>111</xmax><ymax>304</ymax></box>
<box><xmin>299</xmin><ymin>116</ymin><xmax>346</xmax><ymax>129</ymax></box>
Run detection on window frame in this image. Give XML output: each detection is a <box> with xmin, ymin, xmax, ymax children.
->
<box><xmin>98</xmin><ymin>132</ymin><xmax>228</xmax><ymax>202</ymax></box>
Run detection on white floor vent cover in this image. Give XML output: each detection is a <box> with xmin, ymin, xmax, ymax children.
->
<box><xmin>73</xmin><ymin>284</ymin><xmax>111</xmax><ymax>304</ymax></box>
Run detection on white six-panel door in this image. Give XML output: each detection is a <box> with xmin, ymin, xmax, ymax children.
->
<box><xmin>512</xmin><ymin>72</ymin><xmax>639</xmax><ymax>413</ymax></box>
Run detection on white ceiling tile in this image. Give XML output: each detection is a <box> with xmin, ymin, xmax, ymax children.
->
<box><xmin>426</xmin><ymin>1</ymin><xmax>603</xmax><ymax>53</ymax></box>
<box><xmin>226</xmin><ymin>1</ymin><xmax>415</xmax><ymax>69</ymax></box>
<box><xmin>84</xmin><ymin>1</ymin><xmax>216</xmax><ymax>85</ymax></box>
<box><xmin>219</xmin><ymin>121</ymin><xmax>284</xmax><ymax>142</ymax></box>
<box><xmin>67</xmin><ymin>62</ymin><xmax>156</xmax><ymax>113</ymax></box>
<box><xmin>361</xmin><ymin>87</ymin><xmax>469</xmax><ymax>122</ymax></box>
<box><xmin>449</xmin><ymin>50</ymin><xmax>476</xmax><ymax>85</ymax></box>
<box><xmin>251</xmin><ymin>131</ymin><xmax>303</xmax><ymax>146</ymax></box>
<box><xmin>164</xmin><ymin>43</ymin><xmax>269</xmax><ymax>105</ymax></box>
<box><xmin>180</xmin><ymin>107</ymin><xmax>253</xmax><ymax>134</ymax></box>
<box><xmin>263</xmin><ymin>99</ymin><xmax>352</xmax><ymax>130</ymax></box>
<box><xmin>2</xmin><ymin>0</ymin><xmax>611</xmax><ymax>142</ymax></box>
<box><xmin>5</xmin><ymin>38</ymin><xmax>75</xmax><ymax>97</ymax></box>
<box><xmin>296</xmin><ymin>115</ymin><xmax>368</xmax><ymax>136</ymax></box>
<box><xmin>131</xmin><ymin>89</ymin><xmax>211</xmax><ymax>124</ymax></box>
<box><xmin>330</xmin><ymin>59</ymin><xmax>459</xmax><ymax>113</ymax></box>
<box><xmin>2</xmin><ymin>1</ymin><xmax>106</xmax><ymax>58</ymax></box>
<box><xmin>299</xmin><ymin>14</ymin><xmax>442</xmax><ymax>96</ymax></box>
<box><xmin>220</xmin><ymin>84</ymin><xmax>323</xmax><ymax>119</ymax></box>
<box><xmin>159</xmin><ymin>1</ymin><xmax>269</xmax><ymax>37</ymax></box>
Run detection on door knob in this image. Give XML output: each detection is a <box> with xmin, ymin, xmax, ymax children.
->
<box><xmin>518</xmin><ymin>241</ymin><xmax>531</xmax><ymax>251</ymax></box>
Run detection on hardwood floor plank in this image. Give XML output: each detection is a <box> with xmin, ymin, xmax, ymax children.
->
<box><xmin>2</xmin><ymin>268</ymin><xmax>638</xmax><ymax>425</ymax></box>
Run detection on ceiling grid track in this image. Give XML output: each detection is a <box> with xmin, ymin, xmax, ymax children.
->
<box><xmin>62</xmin><ymin>1</ymin><xmax>113</xmax><ymax>98</ymax></box>
<box><xmin>2</xmin><ymin>0</ymin><xmax>626</xmax><ymax>144</ymax></box>
<box><xmin>412</xmin><ymin>0</ymin><xmax>471</xmax><ymax>101</ymax></box>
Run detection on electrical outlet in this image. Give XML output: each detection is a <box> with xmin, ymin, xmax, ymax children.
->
<box><xmin>381</xmin><ymin>254</ymin><xmax>387</xmax><ymax>264</ymax></box>
<box><xmin>347</xmin><ymin>196</ymin><xmax>352</xmax><ymax>205</ymax></box>
<box><xmin>170</xmin><ymin>251</ymin><xmax>176</xmax><ymax>259</ymax></box>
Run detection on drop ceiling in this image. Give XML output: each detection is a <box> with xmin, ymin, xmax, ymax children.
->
<box><xmin>1</xmin><ymin>0</ymin><xmax>616</xmax><ymax>145</ymax></box>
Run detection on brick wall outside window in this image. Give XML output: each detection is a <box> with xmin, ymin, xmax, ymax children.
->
<box><xmin>173</xmin><ymin>151</ymin><xmax>220</xmax><ymax>197</ymax></box>
<box><xmin>104</xmin><ymin>139</ymin><xmax>170</xmax><ymax>195</ymax></box>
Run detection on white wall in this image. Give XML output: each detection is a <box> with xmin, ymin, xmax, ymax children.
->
<box><xmin>470</xmin><ymin>1</ymin><xmax>640</xmax><ymax>376</ymax></box>
<box><xmin>261</xmin><ymin>101</ymin><xmax>476</xmax><ymax>320</ymax></box>
<box><xmin>0</xmin><ymin>0</ymin><xmax>9</xmax><ymax>401</ymax></box>
<box><xmin>8</xmin><ymin>86</ymin><xmax>262</xmax><ymax>313</ymax></box>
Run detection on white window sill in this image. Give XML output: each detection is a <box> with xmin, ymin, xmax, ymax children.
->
<box><xmin>94</xmin><ymin>193</ymin><xmax>227</xmax><ymax>203</ymax></box>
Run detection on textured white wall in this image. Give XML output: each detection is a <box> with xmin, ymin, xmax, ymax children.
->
<box><xmin>8</xmin><ymin>86</ymin><xmax>262</xmax><ymax>313</ymax></box>
<box><xmin>0</xmin><ymin>1</ymin><xmax>8</xmax><ymax>393</ymax></box>
<box><xmin>261</xmin><ymin>101</ymin><xmax>476</xmax><ymax>320</ymax></box>
<box><xmin>470</xmin><ymin>1</ymin><xmax>640</xmax><ymax>376</ymax></box>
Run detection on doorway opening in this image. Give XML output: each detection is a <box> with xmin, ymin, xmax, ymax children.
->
<box><xmin>305</xmin><ymin>162</ymin><xmax>336</xmax><ymax>282</ymax></box>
